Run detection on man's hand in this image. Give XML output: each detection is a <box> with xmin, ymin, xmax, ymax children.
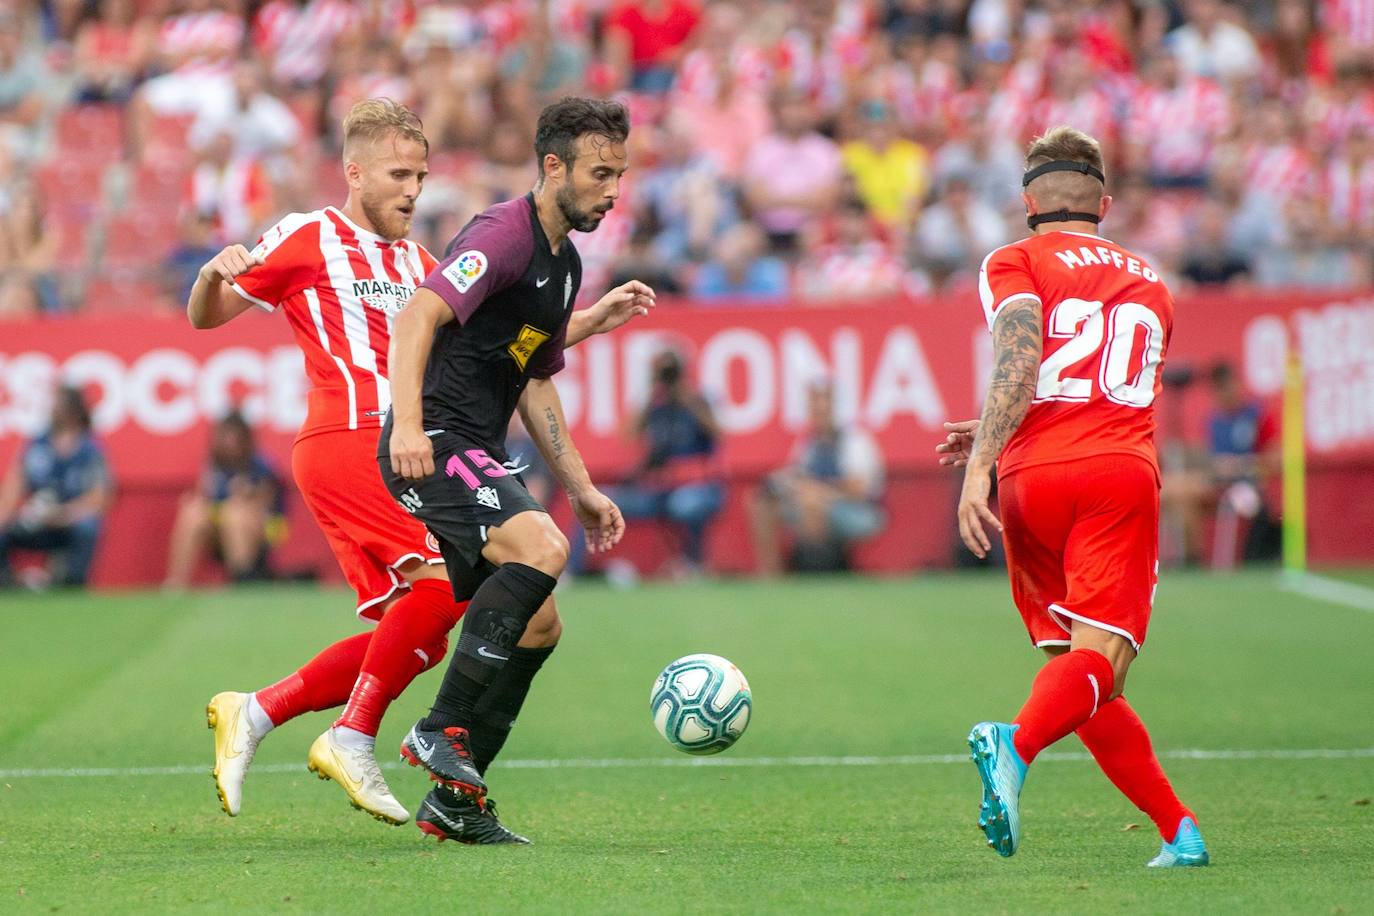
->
<box><xmin>584</xmin><ymin>281</ymin><xmax>656</xmax><ymax>335</ymax></box>
<box><xmin>936</xmin><ymin>419</ymin><xmax>980</xmax><ymax>467</ymax></box>
<box><xmin>569</xmin><ymin>486</ymin><xmax>625</xmax><ymax>555</ymax></box>
<box><xmin>957</xmin><ymin>465</ymin><xmax>1002</xmax><ymax>559</ymax></box>
<box><xmin>389</xmin><ymin>425</ymin><xmax>435</xmax><ymax>480</ymax></box>
<box><xmin>199</xmin><ymin>245</ymin><xmax>263</xmax><ymax>285</ymax></box>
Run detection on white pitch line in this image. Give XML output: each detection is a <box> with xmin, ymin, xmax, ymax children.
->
<box><xmin>2</xmin><ymin>747</ymin><xmax>1371</xmax><ymax>780</ymax></box>
<box><xmin>1280</xmin><ymin>571</ymin><xmax>1374</xmax><ymax>614</ymax></box>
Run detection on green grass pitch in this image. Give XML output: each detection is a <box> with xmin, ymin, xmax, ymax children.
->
<box><xmin>2</xmin><ymin>570</ymin><xmax>1372</xmax><ymax>914</ymax></box>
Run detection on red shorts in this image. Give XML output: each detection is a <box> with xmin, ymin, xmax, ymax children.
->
<box><xmin>998</xmin><ymin>453</ymin><xmax>1159</xmax><ymax>651</ymax></box>
<box><xmin>292</xmin><ymin>429</ymin><xmax>442</xmax><ymax>620</ymax></box>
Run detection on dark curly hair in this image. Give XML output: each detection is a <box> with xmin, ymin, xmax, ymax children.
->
<box><xmin>534</xmin><ymin>97</ymin><xmax>630</xmax><ymax>179</ymax></box>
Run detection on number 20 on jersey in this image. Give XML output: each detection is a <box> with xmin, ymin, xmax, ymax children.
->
<box><xmin>1036</xmin><ymin>298</ymin><xmax>1166</xmax><ymax>408</ymax></box>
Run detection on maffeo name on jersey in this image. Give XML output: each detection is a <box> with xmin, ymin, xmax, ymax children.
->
<box><xmin>1054</xmin><ymin>246</ymin><xmax>1160</xmax><ymax>283</ymax></box>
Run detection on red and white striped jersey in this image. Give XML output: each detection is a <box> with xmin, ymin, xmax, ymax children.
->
<box><xmin>798</xmin><ymin>242</ymin><xmax>905</xmax><ymax>301</ymax></box>
<box><xmin>674</xmin><ymin>45</ymin><xmax>774</xmax><ymax>103</ymax></box>
<box><xmin>186</xmin><ymin>158</ymin><xmax>273</xmax><ymax>245</ymax></box>
<box><xmin>1306</xmin><ymin>87</ymin><xmax>1374</xmax><ymax>149</ymax></box>
<box><xmin>1243</xmin><ymin>142</ymin><xmax>1313</xmax><ymax>202</ymax></box>
<box><xmin>229</xmin><ymin>208</ymin><xmax>438</xmax><ymax>441</ymax></box>
<box><xmin>159</xmin><ymin>11</ymin><xmax>245</xmax><ymax>76</ymax></box>
<box><xmin>1323</xmin><ymin>155</ymin><xmax>1374</xmax><ymax>229</ymax></box>
<box><xmin>1322</xmin><ymin>0</ymin><xmax>1374</xmax><ymax>48</ymax></box>
<box><xmin>1032</xmin><ymin>88</ymin><xmax>1118</xmax><ymax>146</ymax></box>
<box><xmin>1124</xmin><ymin>77</ymin><xmax>1231</xmax><ymax>176</ymax></box>
<box><xmin>253</xmin><ymin>0</ymin><xmax>361</xmax><ymax>85</ymax></box>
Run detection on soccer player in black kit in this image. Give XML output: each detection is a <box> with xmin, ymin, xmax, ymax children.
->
<box><xmin>381</xmin><ymin>97</ymin><xmax>648</xmax><ymax>843</ymax></box>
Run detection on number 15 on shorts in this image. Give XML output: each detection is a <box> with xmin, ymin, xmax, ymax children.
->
<box><xmin>444</xmin><ymin>449</ymin><xmax>508</xmax><ymax>490</ymax></box>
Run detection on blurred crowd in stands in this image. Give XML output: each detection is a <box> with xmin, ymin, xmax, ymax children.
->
<box><xmin>1</xmin><ymin>0</ymin><xmax>1373</xmax><ymax>319</ymax></box>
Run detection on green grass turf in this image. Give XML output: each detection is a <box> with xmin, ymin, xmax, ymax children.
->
<box><xmin>2</xmin><ymin>570</ymin><xmax>1372</xmax><ymax>914</ymax></box>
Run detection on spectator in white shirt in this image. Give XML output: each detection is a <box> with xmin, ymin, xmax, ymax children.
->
<box><xmin>749</xmin><ymin>381</ymin><xmax>886</xmax><ymax>575</ymax></box>
<box><xmin>1167</xmin><ymin>0</ymin><xmax>1260</xmax><ymax>84</ymax></box>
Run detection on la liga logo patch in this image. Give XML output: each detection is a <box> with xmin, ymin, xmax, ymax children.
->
<box><xmin>443</xmin><ymin>250</ymin><xmax>488</xmax><ymax>293</ymax></box>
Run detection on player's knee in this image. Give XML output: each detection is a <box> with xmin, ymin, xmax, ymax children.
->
<box><xmin>418</xmin><ymin>635</ymin><xmax>449</xmax><ymax>673</ymax></box>
<box><xmin>522</xmin><ymin>526</ymin><xmax>569</xmax><ymax>576</ymax></box>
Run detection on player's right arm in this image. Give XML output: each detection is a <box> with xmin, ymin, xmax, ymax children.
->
<box><xmin>958</xmin><ymin>297</ymin><xmax>1042</xmax><ymax>557</ymax></box>
<box><xmin>388</xmin><ymin>288</ymin><xmax>454</xmax><ymax>480</ymax></box>
<box><xmin>186</xmin><ymin>245</ymin><xmax>264</xmax><ymax>329</ymax></box>
<box><xmin>957</xmin><ymin>243</ymin><xmax>1045</xmax><ymax>557</ymax></box>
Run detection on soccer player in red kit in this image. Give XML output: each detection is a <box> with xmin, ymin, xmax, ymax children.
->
<box><xmin>937</xmin><ymin>126</ymin><xmax>1209</xmax><ymax>868</ymax></box>
<box><xmin>190</xmin><ymin>99</ymin><xmax>651</xmax><ymax>832</ymax></box>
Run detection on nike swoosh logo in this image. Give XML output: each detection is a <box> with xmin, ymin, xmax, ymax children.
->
<box><xmin>333</xmin><ymin>750</ymin><xmax>364</xmax><ymax>795</ymax></box>
<box><xmin>477</xmin><ymin>646</ymin><xmax>509</xmax><ymax>661</ymax></box>
<box><xmin>221</xmin><ymin>703</ymin><xmax>244</xmax><ymax>760</ymax></box>
<box><xmin>426</xmin><ymin>802</ymin><xmax>466</xmax><ymax>836</ymax></box>
<box><xmin>536</xmin><ymin>277</ymin><xmax>550</xmax><ymax>287</ymax></box>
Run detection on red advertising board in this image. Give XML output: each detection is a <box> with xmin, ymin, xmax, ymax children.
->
<box><xmin>2</xmin><ymin>291</ymin><xmax>1371</xmax><ymax>585</ymax></box>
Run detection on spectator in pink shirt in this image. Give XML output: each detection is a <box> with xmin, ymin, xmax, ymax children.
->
<box><xmin>742</xmin><ymin>89</ymin><xmax>844</xmax><ymax>254</ymax></box>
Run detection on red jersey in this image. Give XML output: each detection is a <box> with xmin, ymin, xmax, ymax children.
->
<box><xmin>229</xmin><ymin>207</ymin><xmax>438</xmax><ymax>442</ymax></box>
<box><xmin>977</xmin><ymin>230</ymin><xmax>1174</xmax><ymax>478</ymax></box>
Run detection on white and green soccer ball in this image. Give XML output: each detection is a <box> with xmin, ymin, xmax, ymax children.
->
<box><xmin>649</xmin><ymin>653</ymin><xmax>752</xmax><ymax>755</ymax></box>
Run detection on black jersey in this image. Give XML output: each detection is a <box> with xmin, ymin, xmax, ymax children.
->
<box><xmin>389</xmin><ymin>193</ymin><xmax>581</xmax><ymax>460</ymax></box>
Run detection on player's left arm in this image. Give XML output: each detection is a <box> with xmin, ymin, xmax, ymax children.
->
<box><xmin>958</xmin><ymin>297</ymin><xmax>1043</xmax><ymax>558</ymax></box>
<box><xmin>517</xmin><ymin>378</ymin><xmax>625</xmax><ymax>555</ymax></box>
<box><xmin>565</xmin><ymin>280</ymin><xmax>656</xmax><ymax>347</ymax></box>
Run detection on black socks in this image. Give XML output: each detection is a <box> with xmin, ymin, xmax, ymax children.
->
<box><xmin>469</xmin><ymin>644</ymin><xmax>556</xmax><ymax>774</ymax></box>
<box><xmin>422</xmin><ymin>563</ymin><xmax>557</xmax><ymax>730</ymax></box>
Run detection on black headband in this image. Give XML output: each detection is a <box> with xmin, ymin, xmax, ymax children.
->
<box><xmin>1022</xmin><ymin>160</ymin><xmax>1105</xmax><ymax>187</ymax></box>
<box><xmin>1026</xmin><ymin>209</ymin><xmax>1101</xmax><ymax>228</ymax></box>
<box><xmin>1022</xmin><ymin>160</ymin><xmax>1105</xmax><ymax>228</ymax></box>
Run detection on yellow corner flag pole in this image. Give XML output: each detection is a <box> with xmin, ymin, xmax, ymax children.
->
<box><xmin>1282</xmin><ymin>354</ymin><xmax>1306</xmax><ymax>573</ymax></box>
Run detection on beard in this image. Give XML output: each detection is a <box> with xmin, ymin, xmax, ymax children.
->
<box><xmin>556</xmin><ymin>183</ymin><xmax>608</xmax><ymax>233</ymax></box>
<box><xmin>360</xmin><ymin>192</ymin><xmax>410</xmax><ymax>241</ymax></box>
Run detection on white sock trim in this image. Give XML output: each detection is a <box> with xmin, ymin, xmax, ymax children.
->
<box><xmin>333</xmin><ymin>725</ymin><xmax>377</xmax><ymax>750</ymax></box>
<box><xmin>245</xmin><ymin>693</ymin><xmax>275</xmax><ymax>738</ymax></box>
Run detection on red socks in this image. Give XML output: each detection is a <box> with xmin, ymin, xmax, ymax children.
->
<box><xmin>335</xmin><ymin>579</ymin><xmax>468</xmax><ymax>736</ymax></box>
<box><xmin>255</xmin><ymin>630</ymin><xmax>372</xmax><ymax>725</ymax></box>
<box><xmin>1012</xmin><ymin>648</ymin><xmax>1115</xmax><ymax>764</ymax></box>
<box><xmin>1076</xmin><ymin>696</ymin><xmax>1193</xmax><ymax>839</ymax></box>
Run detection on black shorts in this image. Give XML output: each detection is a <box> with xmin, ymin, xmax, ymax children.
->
<box><xmin>380</xmin><ymin>432</ymin><xmax>547</xmax><ymax>601</ymax></box>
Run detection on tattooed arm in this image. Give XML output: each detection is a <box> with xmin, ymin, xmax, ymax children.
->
<box><xmin>957</xmin><ymin>297</ymin><xmax>1043</xmax><ymax>558</ymax></box>
<box><xmin>518</xmin><ymin>378</ymin><xmax>625</xmax><ymax>554</ymax></box>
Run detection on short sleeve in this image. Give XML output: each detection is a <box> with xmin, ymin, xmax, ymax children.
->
<box><xmin>229</xmin><ymin>215</ymin><xmax>322</xmax><ymax>313</ymax></box>
<box><xmin>977</xmin><ymin>244</ymin><xmax>1041</xmax><ymax>331</ymax></box>
<box><xmin>526</xmin><ymin>322</ymin><xmax>568</xmax><ymax>379</ymax></box>
<box><xmin>422</xmin><ymin>210</ymin><xmax>531</xmax><ymax>325</ymax></box>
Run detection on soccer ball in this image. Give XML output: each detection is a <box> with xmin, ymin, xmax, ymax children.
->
<box><xmin>649</xmin><ymin>654</ymin><xmax>752</xmax><ymax>755</ymax></box>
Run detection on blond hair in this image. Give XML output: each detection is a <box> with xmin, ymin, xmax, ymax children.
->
<box><xmin>1024</xmin><ymin>126</ymin><xmax>1105</xmax><ymax>211</ymax></box>
<box><xmin>341</xmin><ymin>98</ymin><xmax>428</xmax><ymax>162</ymax></box>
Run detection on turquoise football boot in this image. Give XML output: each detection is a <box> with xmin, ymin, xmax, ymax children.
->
<box><xmin>967</xmin><ymin>721</ymin><xmax>1028</xmax><ymax>857</ymax></box>
<box><xmin>1147</xmin><ymin>816</ymin><xmax>1210</xmax><ymax>868</ymax></box>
